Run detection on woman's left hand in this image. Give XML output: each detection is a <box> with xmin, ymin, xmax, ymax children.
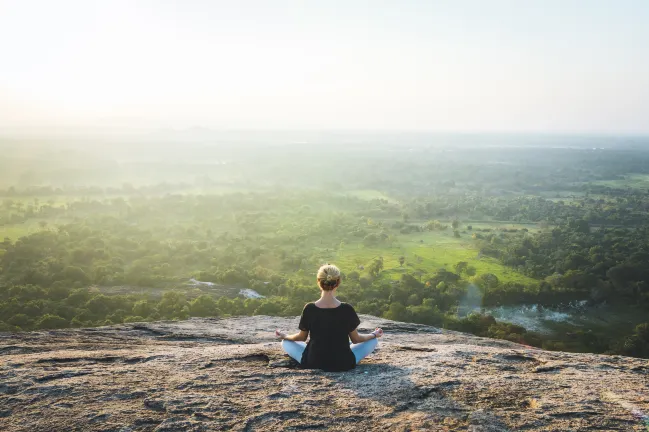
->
<box><xmin>275</xmin><ymin>329</ymin><xmax>287</xmax><ymax>340</ymax></box>
<box><xmin>372</xmin><ymin>328</ymin><xmax>384</xmax><ymax>338</ymax></box>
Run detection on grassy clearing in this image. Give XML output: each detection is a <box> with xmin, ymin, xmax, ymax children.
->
<box><xmin>2</xmin><ymin>196</ymin><xmax>84</xmax><ymax>206</ymax></box>
<box><xmin>461</xmin><ymin>222</ymin><xmax>541</xmax><ymax>232</ymax></box>
<box><xmin>185</xmin><ymin>186</ymin><xmax>257</xmax><ymax>195</ymax></box>
<box><xmin>0</xmin><ymin>218</ymin><xmax>72</xmax><ymax>241</ymax></box>
<box><xmin>344</xmin><ymin>189</ymin><xmax>397</xmax><ymax>203</ymax></box>
<box><xmin>332</xmin><ymin>231</ymin><xmax>537</xmax><ymax>285</ymax></box>
<box><xmin>0</xmin><ymin>222</ymin><xmax>45</xmax><ymax>241</ymax></box>
<box><xmin>537</xmin><ymin>190</ymin><xmax>586</xmax><ymax>199</ymax></box>
<box><xmin>591</xmin><ymin>174</ymin><xmax>649</xmax><ymax>190</ymax></box>
<box><xmin>394</xmin><ymin>218</ymin><xmax>543</xmax><ymax>233</ymax></box>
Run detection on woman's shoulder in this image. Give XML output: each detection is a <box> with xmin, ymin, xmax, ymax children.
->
<box><xmin>304</xmin><ymin>301</ymin><xmax>355</xmax><ymax>311</ymax></box>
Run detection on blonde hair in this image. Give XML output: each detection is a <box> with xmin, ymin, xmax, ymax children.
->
<box><xmin>317</xmin><ymin>264</ymin><xmax>341</xmax><ymax>291</ymax></box>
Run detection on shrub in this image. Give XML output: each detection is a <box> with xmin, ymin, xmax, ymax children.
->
<box><xmin>36</xmin><ymin>314</ymin><xmax>68</xmax><ymax>329</ymax></box>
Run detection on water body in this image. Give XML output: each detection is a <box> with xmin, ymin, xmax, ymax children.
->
<box><xmin>188</xmin><ymin>279</ymin><xmax>265</xmax><ymax>299</ymax></box>
<box><xmin>239</xmin><ymin>289</ymin><xmax>265</xmax><ymax>299</ymax></box>
<box><xmin>188</xmin><ymin>278</ymin><xmax>216</xmax><ymax>287</ymax></box>
<box><xmin>457</xmin><ymin>284</ymin><xmax>589</xmax><ymax>334</ymax></box>
<box><xmin>459</xmin><ymin>299</ymin><xmax>641</xmax><ymax>335</ymax></box>
<box><xmin>463</xmin><ymin>304</ymin><xmax>582</xmax><ymax>334</ymax></box>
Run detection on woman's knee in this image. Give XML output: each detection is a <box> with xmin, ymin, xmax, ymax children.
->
<box><xmin>281</xmin><ymin>339</ymin><xmax>305</xmax><ymax>363</ymax></box>
<box><xmin>357</xmin><ymin>337</ymin><xmax>377</xmax><ymax>349</ymax></box>
<box><xmin>353</xmin><ymin>338</ymin><xmax>378</xmax><ymax>350</ymax></box>
<box><xmin>352</xmin><ymin>338</ymin><xmax>378</xmax><ymax>364</ymax></box>
<box><xmin>364</xmin><ymin>337</ymin><xmax>378</xmax><ymax>354</ymax></box>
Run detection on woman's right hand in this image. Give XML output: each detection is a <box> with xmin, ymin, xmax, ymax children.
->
<box><xmin>275</xmin><ymin>329</ymin><xmax>287</xmax><ymax>340</ymax></box>
<box><xmin>372</xmin><ymin>328</ymin><xmax>384</xmax><ymax>338</ymax></box>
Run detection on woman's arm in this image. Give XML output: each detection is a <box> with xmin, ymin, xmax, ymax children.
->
<box><xmin>275</xmin><ymin>329</ymin><xmax>309</xmax><ymax>342</ymax></box>
<box><xmin>349</xmin><ymin>327</ymin><xmax>383</xmax><ymax>344</ymax></box>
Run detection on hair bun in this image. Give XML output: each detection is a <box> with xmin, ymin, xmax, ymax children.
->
<box><xmin>317</xmin><ymin>264</ymin><xmax>341</xmax><ymax>291</ymax></box>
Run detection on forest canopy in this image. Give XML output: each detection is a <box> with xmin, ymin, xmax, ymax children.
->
<box><xmin>1</xmin><ymin>135</ymin><xmax>649</xmax><ymax>359</ymax></box>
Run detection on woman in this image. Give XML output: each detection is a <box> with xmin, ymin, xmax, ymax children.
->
<box><xmin>275</xmin><ymin>264</ymin><xmax>383</xmax><ymax>372</ymax></box>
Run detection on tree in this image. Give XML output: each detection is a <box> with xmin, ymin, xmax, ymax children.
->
<box><xmin>406</xmin><ymin>293</ymin><xmax>420</xmax><ymax>306</ymax></box>
<box><xmin>473</xmin><ymin>273</ymin><xmax>500</xmax><ymax>291</ymax></box>
<box><xmin>607</xmin><ymin>264</ymin><xmax>640</xmax><ymax>294</ymax></box>
<box><xmin>36</xmin><ymin>314</ymin><xmax>68</xmax><ymax>329</ymax></box>
<box><xmin>368</xmin><ymin>257</ymin><xmax>384</xmax><ymax>277</ymax></box>
<box><xmin>398</xmin><ymin>256</ymin><xmax>405</xmax><ymax>267</ymax></box>
<box><xmin>408</xmin><ymin>299</ymin><xmax>445</xmax><ymax>326</ymax></box>
<box><xmin>253</xmin><ymin>299</ymin><xmax>283</xmax><ymax>316</ymax></box>
<box><xmin>132</xmin><ymin>300</ymin><xmax>156</xmax><ymax>318</ymax></box>
<box><xmin>383</xmin><ymin>303</ymin><xmax>411</xmax><ymax>321</ymax></box>
<box><xmin>0</xmin><ymin>322</ymin><xmax>19</xmax><ymax>332</ymax></box>
<box><xmin>189</xmin><ymin>295</ymin><xmax>220</xmax><ymax>317</ymax></box>
<box><xmin>157</xmin><ymin>291</ymin><xmax>189</xmax><ymax>319</ymax></box>
<box><xmin>621</xmin><ymin>323</ymin><xmax>649</xmax><ymax>358</ymax></box>
<box><xmin>86</xmin><ymin>295</ymin><xmax>112</xmax><ymax>319</ymax></box>
<box><xmin>66</xmin><ymin>288</ymin><xmax>91</xmax><ymax>307</ymax></box>
<box><xmin>107</xmin><ymin>309</ymin><xmax>127</xmax><ymax>324</ymax></box>
<box><xmin>8</xmin><ymin>314</ymin><xmax>33</xmax><ymax>330</ymax></box>
<box><xmin>59</xmin><ymin>266</ymin><xmax>90</xmax><ymax>285</ymax></box>
<box><xmin>568</xmin><ymin>218</ymin><xmax>590</xmax><ymax>234</ymax></box>
<box><xmin>452</xmin><ymin>219</ymin><xmax>459</xmax><ymax>230</ymax></box>
<box><xmin>454</xmin><ymin>261</ymin><xmax>468</xmax><ymax>274</ymax></box>
<box><xmin>48</xmin><ymin>283</ymin><xmax>70</xmax><ymax>301</ymax></box>
<box><xmin>347</xmin><ymin>271</ymin><xmax>360</xmax><ymax>281</ymax></box>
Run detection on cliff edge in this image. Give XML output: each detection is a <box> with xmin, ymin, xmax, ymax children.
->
<box><xmin>1</xmin><ymin>315</ymin><xmax>648</xmax><ymax>431</ymax></box>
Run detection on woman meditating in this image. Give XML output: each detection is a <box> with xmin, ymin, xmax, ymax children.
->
<box><xmin>275</xmin><ymin>264</ymin><xmax>383</xmax><ymax>372</ymax></box>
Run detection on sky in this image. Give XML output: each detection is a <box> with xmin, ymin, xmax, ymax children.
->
<box><xmin>1</xmin><ymin>0</ymin><xmax>648</xmax><ymax>133</ymax></box>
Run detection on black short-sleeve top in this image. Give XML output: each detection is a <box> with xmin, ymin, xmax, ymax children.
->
<box><xmin>298</xmin><ymin>302</ymin><xmax>361</xmax><ymax>372</ymax></box>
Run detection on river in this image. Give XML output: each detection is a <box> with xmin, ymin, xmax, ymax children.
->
<box><xmin>455</xmin><ymin>284</ymin><xmax>643</xmax><ymax>334</ymax></box>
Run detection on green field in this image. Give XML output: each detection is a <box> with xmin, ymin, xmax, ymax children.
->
<box><xmin>2</xmin><ymin>138</ymin><xmax>649</xmax><ymax>359</ymax></box>
<box><xmin>592</xmin><ymin>174</ymin><xmax>649</xmax><ymax>190</ymax></box>
<box><xmin>460</xmin><ymin>221</ymin><xmax>541</xmax><ymax>232</ymax></box>
<box><xmin>343</xmin><ymin>189</ymin><xmax>398</xmax><ymax>203</ymax></box>
<box><xmin>0</xmin><ymin>221</ymin><xmax>47</xmax><ymax>240</ymax></box>
<box><xmin>330</xmin><ymin>231</ymin><xmax>537</xmax><ymax>285</ymax></box>
<box><xmin>0</xmin><ymin>217</ymin><xmax>73</xmax><ymax>241</ymax></box>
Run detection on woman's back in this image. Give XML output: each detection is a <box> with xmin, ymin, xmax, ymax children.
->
<box><xmin>277</xmin><ymin>264</ymin><xmax>382</xmax><ymax>371</ymax></box>
<box><xmin>299</xmin><ymin>302</ymin><xmax>360</xmax><ymax>372</ymax></box>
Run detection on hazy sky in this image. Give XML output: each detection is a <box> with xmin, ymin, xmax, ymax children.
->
<box><xmin>1</xmin><ymin>0</ymin><xmax>648</xmax><ymax>133</ymax></box>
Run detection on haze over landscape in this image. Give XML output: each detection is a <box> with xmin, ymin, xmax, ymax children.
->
<box><xmin>1</xmin><ymin>0</ymin><xmax>649</xmax><ymax>133</ymax></box>
<box><xmin>2</xmin><ymin>1</ymin><xmax>649</xmax><ymax>431</ymax></box>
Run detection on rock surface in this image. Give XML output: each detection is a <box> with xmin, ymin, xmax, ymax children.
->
<box><xmin>1</xmin><ymin>315</ymin><xmax>648</xmax><ymax>431</ymax></box>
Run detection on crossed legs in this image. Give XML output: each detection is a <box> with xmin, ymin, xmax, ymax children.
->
<box><xmin>281</xmin><ymin>340</ymin><xmax>307</xmax><ymax>363</ymax></box>
<box><xmin>350</xmin><ymin>338</ymin><xmax>378</xmax><ymax>363</ymax></box>
<box><xmin>281</xmin><ymin>338</ymin><xmax>378</xmax><ymax>365</ymax></box>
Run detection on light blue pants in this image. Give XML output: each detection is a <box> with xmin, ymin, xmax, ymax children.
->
<box><xmin>281</xmin><ymin>338</ymin><xmax>378</xmax><ymax>365</ymax></box>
